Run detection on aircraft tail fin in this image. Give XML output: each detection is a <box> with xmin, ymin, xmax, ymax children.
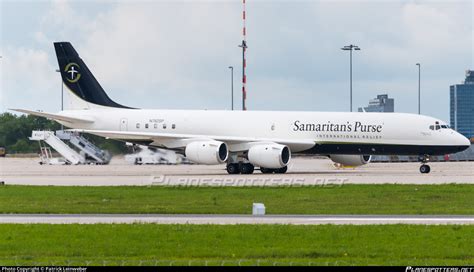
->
<box><xmin>53</xmin><ymin>42</ymin><xmax>134</xmax><ymax>110</ymax></box>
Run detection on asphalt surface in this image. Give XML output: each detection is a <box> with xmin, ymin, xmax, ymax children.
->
<box><xmin>1</xmin><ymin>157</ymin><xmax>473</xmax><ymax>186</ymax></box>
<box><xmin>1</xmin><ymin>214</ymin><xmax>473</xmax><ymax>225</ymax></box>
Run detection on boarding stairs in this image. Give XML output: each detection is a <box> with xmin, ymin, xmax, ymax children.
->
<box><xmin>30</xmin><ymin>131</ymin><xmax>85</xmax><ymax>165</ymax></box>
<box><xmin>38</xmin><ymin>145</ymin><xmax>53</xmax><ymax>165</ymax></box>
<box><xmin>56</xmin><ymin>131</ymin><xmax>111</xmax><ymax>164</ymax></box>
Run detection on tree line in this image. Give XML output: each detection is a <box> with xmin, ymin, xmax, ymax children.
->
<box><xmin>0</xmin><ymin>112</ymin><xmax>127</xmax><ymax>154</ymax></box>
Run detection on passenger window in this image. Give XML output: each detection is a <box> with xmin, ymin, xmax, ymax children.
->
<box><xmin>172</xmin><ymin>124</ymin><xmax>176</xmax><ymax>129</ymax></box>
<box><xmin>136</xmin><ymin>123</ymin><xmax>140</xmax><ymax>129</ymax></box>
<box><xmin>163</xmin><ymin>124</ymin><xmax>167</xmax><ymax>129</ymax></box>
<box><xmin>145</xmin><ymin>123</ymin><xmax>149</xmax><ymax>129</ymax></box>
<box><xmin>154</xmin><ymin>123</ymin><xmax>158</xmax><ymax>129</ymax></box>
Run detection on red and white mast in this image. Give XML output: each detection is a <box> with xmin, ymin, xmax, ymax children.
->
<box><xmin>238</xmin><ymin>0</ymin><xmax>248</xmax><ymax>111</ymax></box>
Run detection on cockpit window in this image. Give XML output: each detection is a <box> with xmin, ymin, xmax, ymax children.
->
<box><xmin>430</xmin><ymin>122</ymin><xmax>450</xmax><ymax>130</ymax></box>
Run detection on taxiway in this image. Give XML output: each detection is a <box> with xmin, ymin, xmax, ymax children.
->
<box><xmin>1</xmin><ymin>214</ymin><xmax>473</xmax><ymax>225</ymax></box>
<box><xmin>1</xmin><ymin>157</ymin><xmax>473</xmax><ymax>186</ymax></box>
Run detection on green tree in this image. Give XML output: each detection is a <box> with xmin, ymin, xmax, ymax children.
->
<box><xmin>0</xmin><ymin>112</ymin><xmax>127</xmax><ymax>154</ymax></box>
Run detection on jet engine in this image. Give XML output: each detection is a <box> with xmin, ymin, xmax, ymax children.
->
<box><xmin>329</xmin><ymin>155</ymin><xmax>371</xmax><ymax>167</ymax></box>
<box><xmin>248</xmin><ymin>143</ymin><xmax>291</xmax><ymax>168</ymax></box>
<box><xmin>185</xmin><ymin>141</ymin><xmax>228</xmax><ymax>165</ymax></box>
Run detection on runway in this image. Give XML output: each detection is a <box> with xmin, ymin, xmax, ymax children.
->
<box><xmin>1</xmin><ymin>214</ymin><xmax>473</xmax><ymax>225</ymax></box>
<box><xmin>1</xmin><ymin>157</ymin><xmax>473</xmax><ymax>186</ymax></box>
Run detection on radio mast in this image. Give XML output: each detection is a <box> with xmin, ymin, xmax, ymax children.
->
<box><xmin>238</xmin><ymin>0</ymin><xmax>247</xmax><ymax>111</ymax></box>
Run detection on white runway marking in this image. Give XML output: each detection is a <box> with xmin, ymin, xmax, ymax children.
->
<box><xmin>1</xmin><ymin>214</ymin><xmax>473</xmax><ymax>225</ymax></box>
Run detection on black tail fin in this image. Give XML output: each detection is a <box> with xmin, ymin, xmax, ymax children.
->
<box><xmin>54</xmin><ymin>42</ymin><xmax>133</xmax><ymax>109</ymax></box>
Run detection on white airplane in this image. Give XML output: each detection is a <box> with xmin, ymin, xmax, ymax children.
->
<box><xmin>12</xmin><ymin>42</ymin><xmax>470</xmax><ymax>174</ymax></box>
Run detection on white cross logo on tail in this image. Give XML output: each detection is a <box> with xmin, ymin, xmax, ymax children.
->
<box><xmin>64</xmin><ymin>63</ymin><xmax>81</xmax><ymax>83</ymax></box>
<box><xmin>68</xmin><ymin>66</ymin><xmax>78</xmax><ymax>80</ymax></box>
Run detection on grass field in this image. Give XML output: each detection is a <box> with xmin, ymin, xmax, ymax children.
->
<box><xmin>0</xmin><ymin>224</ymin><xmax>472</xmax><ymax>266</ymax></box>
<box><xmin>0</xmin><ymin>184</ymin><xmax>473</xmax><ymax>214</ymax></box>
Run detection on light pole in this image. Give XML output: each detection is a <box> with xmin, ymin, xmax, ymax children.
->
<box><xmin>416</xmin><ymin>63</ymin><xmax>421</xmax><ymax>115</ymax></box>
<box><xmin>228</xmin><ymin>66</ymin><xmax>234</xmax><ymax>111</ymax></box>
<box><xmin>55</xmin><ymin>69</ymin><xmax>64</xmax><ymax>130</ymax></box>
<box><xmin>341</xmin><ymin>44</ymin><xmax>361</xmax><ymax>112</ymax></box>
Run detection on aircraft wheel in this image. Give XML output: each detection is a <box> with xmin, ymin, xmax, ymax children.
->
<box><xmin>420</xmin><ymin>164</ymin><xmax>431</xmax><ymax>174</ymax></box>
<box><xmin>240</xmin><ymin>163</ymin><xmax>255</xmax><ymax>174</ymax></box>
<box><xmin>260</xmin><ymin>167</ymin><xmax>274</xmax><ymax>174</ymax></box>
<box><xmin>226</xmin><ymin>163</ymin><xmax>241</xmax><ymax>174</ymax></box>
<box><xmin>274</xmin><ymin>166</ymin><xmax>288</xmax><ymax>174</ymax></box>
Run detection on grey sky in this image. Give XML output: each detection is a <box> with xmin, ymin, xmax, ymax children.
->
<box><xmin>1</xmin><ymin>0</ymin><xmax>472</xmax><ymax>121</ymax></box>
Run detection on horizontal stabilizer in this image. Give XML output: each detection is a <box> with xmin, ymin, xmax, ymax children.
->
<box><xmin>10</xmin><ymin>109</ymin><xmax>94</xmax><ymax>124</ymax></box>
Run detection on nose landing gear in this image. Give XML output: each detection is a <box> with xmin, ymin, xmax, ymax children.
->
<box><xmin>418</xmin><ymin>155</ymin><xmax>431</xmax><ymax>174</ymax></box>
<box><xmin>420</xmin><ymin>164</ymin><xmax>431</xmax><ymax>174</ymax></box>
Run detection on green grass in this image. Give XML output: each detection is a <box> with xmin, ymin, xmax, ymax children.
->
<box><xmin>0</xmin><ymin>224</ymin><xmax>472</xmax><ymax>266</ymax></box>
<box><xmin>0</xmin><ymin>184</ymin><xmax>473</xmax><ymax>214</ymax></box>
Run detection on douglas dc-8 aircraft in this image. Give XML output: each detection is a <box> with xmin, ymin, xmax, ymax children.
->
<box><xmin>13</xmin><ymin>42</ymin><xmax>470</xmax><ymax>174</ymax></box>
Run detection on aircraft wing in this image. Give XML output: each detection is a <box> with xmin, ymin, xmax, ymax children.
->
<box><xmin>70</xmin><ymin>129</ymin><xmax>315</xmax><ymax>152</ymax></box>
<box><xmin>10</xmin><ymin>109</ymin><xmax>94</xmax><ymax>124</ymax></box>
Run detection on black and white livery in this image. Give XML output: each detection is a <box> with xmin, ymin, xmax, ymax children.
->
<box><xmin>13</xmin><ymin>42</ymin><xmax>471</xmax><ymax>174</ymax></box>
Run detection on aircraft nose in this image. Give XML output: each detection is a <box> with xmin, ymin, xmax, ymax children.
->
<box><xmin>462</xmin><ymin>135</ymin><xmax>471</xmax><ymax>147</ymax></box>
<box><xmin>456</xmin><ymin>132</ymin><xmax>471</xmax><ymax>151</ymax></box>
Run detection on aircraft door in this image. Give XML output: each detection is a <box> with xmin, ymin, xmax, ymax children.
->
<box><xmin>120</xmin><ymin>118</ymin><xmax>128</xmax><ymax>131</ymax></box>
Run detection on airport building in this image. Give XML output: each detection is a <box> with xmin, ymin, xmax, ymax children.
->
<box><xmin>450</xmin><ymin>70</ymin><xmax>474</xmax><ymax>139</ymax></box>
<box><xmin>358</xmin><ymin>94</ymin><xmax>394</xmax><ymax>113</ymax></box>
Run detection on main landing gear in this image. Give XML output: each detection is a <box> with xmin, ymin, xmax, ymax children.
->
<box><xmin>226</xmin><ymin>163</ymin><xmax>288</xmax><ymax>174</ymax></box>
<box><xmin>418</xmin><ymin>155</ymin><xmax>431</xmax><ymax>174</ymax></box>
<box><xmin>260</xmin><ymin>166</ymin><xmax>288</xmax><ymax>174</ymax></box>
<box><xmin>226</xmin><ymin>162</ymin><xmax>254</xmax><ymax>174</ymax></box>
<box><xmin>226</xmin><ymin>153</ymin><xmax>288</xmax><ymax>175</ymax></box>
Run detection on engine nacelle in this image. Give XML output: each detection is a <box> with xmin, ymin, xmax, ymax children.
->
<box><xmin>329</xmin><ymin>154</ymin><xmax>371</xmax><ymax>167</ymax></box>
<box><xmin>185</xmin><ymin>141</ymin><xmax>228</xmax><ymax>165</ymax></box>
<box><xmin>248</xmin><ymin>144</ymin><xmax>291</xmax><ymax>169</ymax></box>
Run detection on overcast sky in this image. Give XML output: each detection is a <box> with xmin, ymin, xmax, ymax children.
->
<box><xmin>1</xmin><ymin>0</ymin><xmax>473</xmax><ymax>121</ymax></box>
